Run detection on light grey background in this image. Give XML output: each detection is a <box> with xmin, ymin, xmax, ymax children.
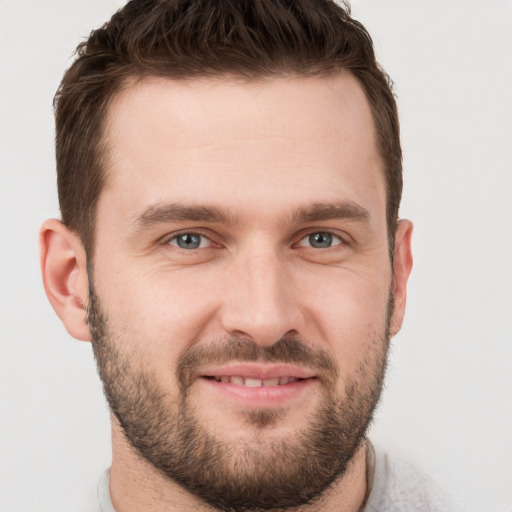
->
<box><xmin>1</xmin><ymin>1</ymin><xmax>511</xmax><ymax>510</ymax></box>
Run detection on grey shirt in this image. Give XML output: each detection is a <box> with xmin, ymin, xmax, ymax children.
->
<box><xmin>363</xmin><ymin>449</ymin><xmax>458</xmax><ymax>511</ymax></box>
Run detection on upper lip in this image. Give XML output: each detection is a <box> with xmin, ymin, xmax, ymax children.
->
<box><xmin>197</xmin><ymin>363</ymin><xmax>316</xmax><ymax>380</ymax></box>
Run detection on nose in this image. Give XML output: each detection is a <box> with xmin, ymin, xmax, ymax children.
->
<box><xmin>220</xmin><ymin>248</ymin><xmax>304</xmax><ymax>346</ymax></box>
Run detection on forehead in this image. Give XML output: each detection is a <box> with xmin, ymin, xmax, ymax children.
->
<box><xmin>100</xmin><ymin>73</ymin><xmax>385</xmax><ymax>228</ymax></box>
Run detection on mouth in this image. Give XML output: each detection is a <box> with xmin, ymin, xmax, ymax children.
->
<box><xmin>196</xmin><ymin>364</ymin><xmax>318</xmax><ymax>406</ymax></box>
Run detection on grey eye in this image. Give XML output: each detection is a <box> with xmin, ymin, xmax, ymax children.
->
<box><xmin>298</xmin><ymin>232</ymin><xmax>342</xmax><ymax>249</ymax></box>
<box><xmin>169</xmin><ymin>233</ymin><xmax>207</xmax><ymax>250</ymax></box>
<box><xmin>309</xmin><ymin>232</ymin><xmax>333</xmax><ymax>248</ymax></box>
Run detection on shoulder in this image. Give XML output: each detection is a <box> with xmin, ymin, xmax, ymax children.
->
<box><xmin>363</xmin><ymin>446</ymin><xmax>462</xmax><ymax>512</ymax></box>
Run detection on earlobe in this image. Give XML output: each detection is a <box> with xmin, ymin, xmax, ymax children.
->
<box><xmin>389</xmin><ymin>219</ymin><xmax>414</xmax><ymax>336</ymax></box>
<box><xmin>39</xmin><ymin>219</ymin><xmax>92</xmax><ymax>341</ymax></box>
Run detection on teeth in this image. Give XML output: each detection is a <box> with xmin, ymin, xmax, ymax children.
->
<box><xmin>212</xmin><ymin>376</ymin><xmax>300</xmax><ymax>386</ymax></box>
<box><xmin>244</xmin><ymin>378</ymin><xmax>263</xmax><ymax>387</ymax></box>
<box><xmin>231</xmin><ymin>376</ymin><xmax>245</xmax><ymax>386</ymax></box>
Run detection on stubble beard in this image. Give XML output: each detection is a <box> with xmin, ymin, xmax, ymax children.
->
<box><xmin>87</xmin><ymin>282</ymin><xmax>391</xmax><ymax>512</ymax></box>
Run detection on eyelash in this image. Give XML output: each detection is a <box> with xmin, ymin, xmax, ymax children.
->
<box><xmin>297</xmin><ymin>231</ymin><xmax>343</xmax><ymax>249</ymax></box>
<box><xmin>165</xmin><ymin>229</ymin><xmax>347</xmax><ymax>251</ymax></box>
<box><xmin>166</xmin><ymin>231</ymin><xmax>215</xmax><ymax>250</ymax></box>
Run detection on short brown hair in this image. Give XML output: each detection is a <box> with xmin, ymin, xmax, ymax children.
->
<box><xmin>55</xmin><ymin>0</ymin><xmax>402</xmax><ymax>253</ymax></box>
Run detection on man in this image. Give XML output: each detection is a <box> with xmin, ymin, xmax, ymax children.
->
<box><xmin>39</xmin><ymin>0</ymin><xmax>455</xmax><ymax>510</ymax></box>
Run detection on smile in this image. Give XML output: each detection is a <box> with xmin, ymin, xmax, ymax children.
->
<box><xmin>206</xmin><ymin>376</ymin><xmax>303</xmax><ymax>387</ymax></box>
<box><xmin>197</xmin><ymin>364</ymin><xmax>318</xmax><ymax>407</ymax></box>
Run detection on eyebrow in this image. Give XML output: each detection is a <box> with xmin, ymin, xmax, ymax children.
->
<box><xmin>131</xmin><ymin>199</ymin><xmax>370</xmax><ymax>231</ymax></box>
<box><xmin>291</xmin><ymin>201</ymin><xmax>371</xmax><ymax>224</ymax></box>
<box><xmin>132</xmin><ymin>202</ymin><xmax>238</xmax><ymax>230</ymax></box>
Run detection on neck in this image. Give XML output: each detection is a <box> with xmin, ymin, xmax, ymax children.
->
<box><xmin>109</xmin><ymin>419</ymin><xmax>369</xmax><ymax>512</ymax></box>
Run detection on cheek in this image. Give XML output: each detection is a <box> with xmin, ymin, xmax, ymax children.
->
<box><xmin>299</xmin><ymin>267</ymin><xmax>391</xmax><ymax>369</ymax></box>
<box><xmin>93</xmin><ymin>261</ymin><xmax>222</xmax><ymax>359</ymax></box>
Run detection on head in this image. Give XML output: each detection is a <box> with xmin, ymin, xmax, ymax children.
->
<box><xmin>41</xmin><ymin>1</ymin><xmax>412</xmax><ymax>511</ymax></box>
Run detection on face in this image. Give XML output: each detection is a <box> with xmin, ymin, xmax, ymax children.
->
<box><xmin>88</xmin><ymin>73</ymin><xmax>402</xmax><ymax>510</ymax></box>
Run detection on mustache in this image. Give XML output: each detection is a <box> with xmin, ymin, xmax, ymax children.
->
<box><xmin>177</xmin><ymin>336</ymin><xmax>339</xmax><ymax>391</ymax></box>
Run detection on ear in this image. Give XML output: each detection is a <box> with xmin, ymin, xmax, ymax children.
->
<box><xmin>389</xmin><ymin>219</ymin><xmax>413</xmax><ymax>336</ymax></box>
<box><xmin>39</xmin><ymin>219</ymin><xmax>91</xmax><ymax>341</ymax></box>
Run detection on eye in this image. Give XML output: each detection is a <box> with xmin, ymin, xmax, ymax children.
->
<box><xmin>298</xmin><ymin>231</ymin><xmax>342</xmax><ymax>249</ymax></box>
<box><xmin>168</xmin><ymin>232</ymin><xmax>211</xmax><ymax>250</ymax></box>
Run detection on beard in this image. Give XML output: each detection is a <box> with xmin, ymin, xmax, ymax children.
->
<box><xmin>87</xmin><ymin>281</ymin><xmax>391</xmax><ymax>512</ymax></box>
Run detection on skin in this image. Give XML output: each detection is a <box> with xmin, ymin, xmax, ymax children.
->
<box><xmin>40</xmin><ymin>71</ymin><xmax>413</xmax><ymax>511</ymax></box>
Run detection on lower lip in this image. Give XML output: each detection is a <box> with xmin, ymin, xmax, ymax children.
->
<box><xmin>199</xmin><ymin>377</ymin><xmax>317</xmax><ymax>407</ymax></box>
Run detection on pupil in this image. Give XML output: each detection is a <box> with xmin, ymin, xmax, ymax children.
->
<box><xmin>310</xmin><ymin>232</ymin><xmax>332</xmax><ymax>248</ymax></box>
<box><xmin>178</xmin><ymin>233</ymin><xmax>200</xmax><ymax>249</ymax></box>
